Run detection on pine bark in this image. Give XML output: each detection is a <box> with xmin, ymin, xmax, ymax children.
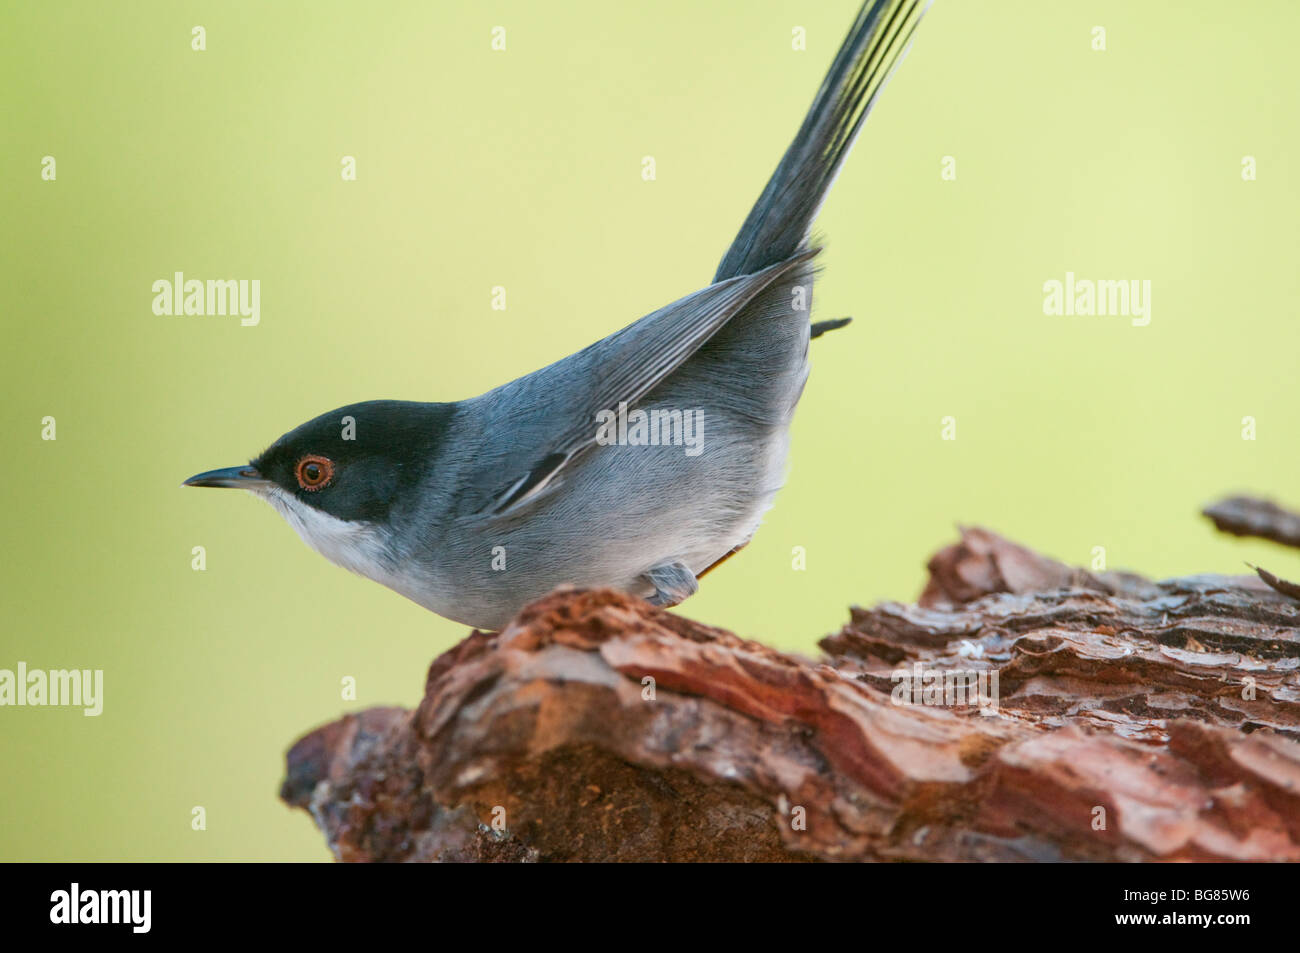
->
<box><xmin>281</xmin><ymin>516</ymin><xmax>1300</xmax><ymax>862</ymax></box>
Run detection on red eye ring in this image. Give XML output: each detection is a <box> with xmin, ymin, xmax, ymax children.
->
<box><xmin>295</xmin><ymin>455</ymin><xmax>334</xmax><ymax>491</ymax></box>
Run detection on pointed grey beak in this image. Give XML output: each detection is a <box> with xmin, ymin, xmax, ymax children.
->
<box><xmin>182</xmin><ymin>465</ymin><xmax>272</xmax><ymax>490</ymax></box>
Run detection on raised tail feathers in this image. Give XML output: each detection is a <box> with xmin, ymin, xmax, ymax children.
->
<box><xmin>715</xmin><ymin>0</ymin><xmax>930</xmax><ymax>283</ymax></box>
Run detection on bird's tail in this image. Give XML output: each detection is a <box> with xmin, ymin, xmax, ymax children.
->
<box><xmin>714</xmin><ymin>0</ymin><xmax>930</xmax><ymax>282</ymax></box>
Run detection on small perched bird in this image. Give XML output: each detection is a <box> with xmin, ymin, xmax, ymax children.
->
<box><xmin>185</xmin><ymin>1</ymin><xmax>931</xmax><ymax>630</ymax></box>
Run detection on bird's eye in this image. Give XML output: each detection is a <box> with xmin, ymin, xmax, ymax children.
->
<box><xmin>295</xmin><ymin>454</ymin><xmax>334</xmax><ymax>491</ymax></box>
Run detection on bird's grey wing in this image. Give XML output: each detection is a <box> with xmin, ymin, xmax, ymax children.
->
<box><xmin>475</xmin><ymin>248</ymin><xmax>817</xmax><ymax>518</ymax></box>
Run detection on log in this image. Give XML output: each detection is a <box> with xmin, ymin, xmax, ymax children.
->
<box><xmin>280</xmin><ymin>527</ymin><xmax>1300</xmax><ymax>862</ymax></box>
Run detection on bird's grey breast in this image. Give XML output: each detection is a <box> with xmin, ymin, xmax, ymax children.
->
<box><xmin>378</xmin><ymin>260</ymin><xmax>816</xmax><ymax>629</ymax></box>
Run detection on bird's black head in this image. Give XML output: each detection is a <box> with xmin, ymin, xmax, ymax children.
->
<box><xmin>185</xmin><ymin>400</ymin><xmax>457</xmax><ymax>524</ymax></box>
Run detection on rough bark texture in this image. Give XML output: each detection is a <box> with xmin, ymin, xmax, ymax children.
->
<box><xmin>281</xmin><ymin>527</ymin><xmax>1300</xmax><ymax>862</ymax></box>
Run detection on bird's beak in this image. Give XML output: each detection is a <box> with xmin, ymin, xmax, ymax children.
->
<box><xmin>182</xmin><ymin>465</ymin><xmax>272</xmax><ymax>490</ymax></box>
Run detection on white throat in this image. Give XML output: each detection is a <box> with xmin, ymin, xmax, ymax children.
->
<box><xmin>259</xmin><ymin>486</ymin><xmax>396</xmax><ymax>583</ymax></box>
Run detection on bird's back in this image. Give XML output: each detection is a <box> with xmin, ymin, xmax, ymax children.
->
<box><xmin>392</xmin><ymin>2</ymin><xmax>929</xmax><ymax>628</ymax></box>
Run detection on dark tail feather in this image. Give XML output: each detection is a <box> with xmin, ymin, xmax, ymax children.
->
<box><xmin>811</xmin><ymin>316</ymin><xmax>853</xmax><ymax>339</ymax></box>
<box><xmin>715</xmin><ymin>0</ymin><xmax>930</xmax><ymax>282</ymax></box>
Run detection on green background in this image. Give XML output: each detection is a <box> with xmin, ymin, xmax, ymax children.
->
<box><xmin>2</xmin><ymin>0</ymin><xmax>1296</xmax><ymax>860</ymax></box>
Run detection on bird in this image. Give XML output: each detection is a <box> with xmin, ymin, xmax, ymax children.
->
<box><xmin>184</xmin><ymin>0</ymin><xmax>931</xmax><ymax>630</ymax></box>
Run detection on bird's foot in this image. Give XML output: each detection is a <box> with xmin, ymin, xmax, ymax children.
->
<box><xmin>642</xmin><ymin>561</ymin><xmax>699</xmax><ymax>608</ymax></box>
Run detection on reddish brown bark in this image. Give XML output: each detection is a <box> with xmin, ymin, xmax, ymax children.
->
<box><xmin>281</xmin><ymin>528</ymin><xmax>1300</xmax><ymax>862</ymax></box>
<box><xmin>1204</xmin><ymin>495</ymin><xmax>1300</xmax><ymax>550</ymax></box>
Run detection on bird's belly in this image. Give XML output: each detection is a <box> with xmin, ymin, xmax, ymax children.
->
<box><xmin>416</xmin><ymin>414</ymin><xmax>793</xmax><ymax>629</ymax></box>
<box><xmin>408</xmin><ymin>294</ymin><xmax>813</xmax><ymax>630</ymax></box>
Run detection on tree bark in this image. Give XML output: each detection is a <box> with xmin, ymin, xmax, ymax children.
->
<box><xmin>280</xmin><ymin>525</ymin><xmax>1300</xmax><ymax>862</ymax></box>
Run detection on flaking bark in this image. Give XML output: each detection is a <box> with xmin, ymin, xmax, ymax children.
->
<box><xmin>282</xmin><ymin>525</ymin><xmax>1300</xmax><ymax>862</ymax></box>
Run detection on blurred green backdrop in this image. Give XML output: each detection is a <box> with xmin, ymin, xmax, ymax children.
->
<box><xmin>2</xmin><ymin>0</ymin><xmax>1297</xmax><ymax>860</ymax></box>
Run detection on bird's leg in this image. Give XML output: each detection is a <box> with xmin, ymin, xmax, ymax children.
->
<box><xmin>642</xmin><ymin>561</ymin><xmax>699</xmax><ymax>608</ymax></box>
